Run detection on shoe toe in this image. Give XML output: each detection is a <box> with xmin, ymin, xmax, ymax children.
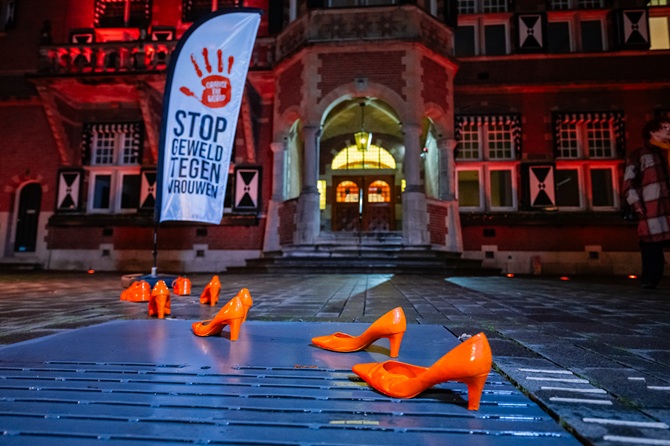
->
<box><xmin>352</xmin><ymin>362</ymin><xmax>376</xmax><ymax>379</ymax></box>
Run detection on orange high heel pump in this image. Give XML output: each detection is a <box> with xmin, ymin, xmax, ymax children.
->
<box><xmin>237</xmin><ymin>288</ymin><xmax>253</xmax><ymax>322</ymax></box>
<box><xmin>311</xmin><ymin>307</ymin><xmax>406</xmax><ymax>358</ymax></box>
<box><xmin>120</xmin><ymin>280</ymin><xmax>150</xmax><ymax>302</ymax></box>
<box><xmin>148</xmin><ymin>280</ymin><xmax>171</xmax><ymax>319</ymax></box>
<box><xmin>352</xmin><ymin>332</ymin><xmax>492</xmax><ymax>411</ymax></box>
<box><xmin>192</xmin><ymin>295</ymin><xmax>245</xmax><ymax>340</ymax></box>
<box><xmin>172</xmin><ymin>276</ymin><xmax>191</xmax><ymax>296</ymax></box>
<box><xmin>200</xmin><ymin>275</ymin><xmax>221</xmax><ymax>306</ymax></box>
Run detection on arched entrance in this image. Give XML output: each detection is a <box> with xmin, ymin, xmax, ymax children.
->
<box><xmin>14</xmin><ymin>183</ymin><xmax>42</xmax><ymax>252</ymax></box>
<box><xmin>319</xmin><ymin>98</ymin><xmax>404</xmax><ymax>234</ymax></box>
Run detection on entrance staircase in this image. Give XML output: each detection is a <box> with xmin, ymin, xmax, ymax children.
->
<box><xmin>227</xmin><ymin>232</ymin><xmax>499</xmax><ymax>276</ymax></box>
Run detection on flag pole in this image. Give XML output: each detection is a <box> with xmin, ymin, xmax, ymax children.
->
<box><xmin>151</xmin><ymin>219</ymin><xmax>158</xmax><ymax>276</ymax></box>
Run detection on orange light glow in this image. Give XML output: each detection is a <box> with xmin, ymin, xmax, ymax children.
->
<box><xmin>506</xmin><ymin>273</ymin><xmax>514</xmax><ymax>278</ymax></box>
<box><xmin>627</xmin><ymin>274</ymin><xmax>638</xmax><ymax>279</ymax></box>
<box><xmin>87</xmin><ymin>269</ymin><xmax>95</xmax><ymax>274</ymax></box>
<box><xmin>560</xmin><ymin>276</ymin><xmax>570</xmax><ymax>281</ymax></box>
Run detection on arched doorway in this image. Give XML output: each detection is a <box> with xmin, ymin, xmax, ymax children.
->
<box><xmin>319</xmin><ymin>98</ymin><xmax>404</xmax><ymax>233</ymax></box>
<box><xmin>14</xmin><ymin>183</ymin><xmax>42</xmax><ymax>252</ymax></box>
<box><xmin>331</xmin><ymin>144</ymin><xmax>397</xmax><ymax>231</ymax></box>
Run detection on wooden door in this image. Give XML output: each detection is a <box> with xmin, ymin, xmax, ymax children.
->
<box><xmin>14</xmin><ymin>183</ymin><xmax>42</xmax><ymax>252</ymax></box>
<box><xmin>332</xmin><ymin>175</ymin><xmax>394</xmax><ymax>232</ymax></box>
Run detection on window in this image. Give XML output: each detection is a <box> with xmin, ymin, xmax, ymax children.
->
<box><xmin>182</xmin><ymin>0</ymin><xmax>241</xmax><ymax>23</ymax></box>
<box><xmin>325</xmin><ymin>0</ymin><xmax>399</xmax><ymax>7</ymax></box>
<box><xmin>555</xmin><ymin>168</ymin><xmax>581</xmax><ymax>207</ymax></box>
<box><xmin>455</xmin><ymin>26</ymin><xmax>477</xmax><ymax>56</ymax></box>
<box><xmin>554</xmin><ymin>112</ymin><xmax>622</xmax><ymax>159</ymax></box>
<box><xmin>484</xmin><ymin>24</ymin><xmax>507</xmax><ymax>55</ymax></box>
<box><xmin>332</xmin><ymin>145</ymin><xmax>396</xmax><ymax>170</ymax></box>
<box><xmin>555</xmin><ymin>164</ymin><xmax>618</xmax><ymax>210</ymax></box>
<box><xmin>456</xmin><ymin>115</ymin><xmax>519</xmax><ymax>161</ymax></box>
<box><xmin>548</xmin><ymin>21</ymin><xmax>571</xmax><ymax>52</ymax></box>
<box><xmin>317</xmin><ymin>179</ymin><xmax>327</xmax><ymax>210</ymax></box>
<box><xmin>580</xmin><ymin>20</ymin><xmax>603</xmax><ymax>51</ymax></box>
<box><xmin>456</xmin><ymin>165</ymin><xmax>517</xmax><ymax>211</ymax></box>
<box><xmin>94</xmin><ymin>0</ymin><xmax>152</xmax><ymax>28</ymax></box>
<box><xmin>650</xmin><ymin>0</ymin><xmax>668</xmax><ymax>5</ymax></box>
<box><xmin>457</xmin><ymin>169</ymin><xmax>482</xmax><ymax>207</ymax></box>
<box><xmin>457</xmin><ymin>0</ymin><xmax>508</xmax><ymax>14</ymax></box>
<box><xmin>0</xmin><ymin>0</ymin><xmax>16</xmax><ymax>30</ymax></box>
<box><xmin>546</xmin><ymin>11</ymin><xmax>608</xmax><ymax>52</ymax></box>
<box><xmin>483</xmin><ymin>0</ymin><xmax>507</xmax><ymax>12</ymax></box>
<box><xmin>83</xmin><ymin>123</ymin><xmax>143</xmax><ymax>213</ymax></box>
<box><xmin>548</xmin><ymin>0</ymin><xmax>603</xmax><ymax>10</ymax></box>
<box><xmin>336</xmin><ymin>181</ymin><xmax>360</xmax><ymax>203</ymax></box>
<box><xmin>553</xmin><ymin>112</ymin><xmax>623</xmax><ymax>211</ymax></box>
<box><xmin>455</xmin><ymin>115</ymin><xmax>521</xmax><ymax>211</ymax></box>
<box><xmin>368</xmin><ymin>180</ymin><xmax>391</xmax><ymax>203</ymax></box>
<box><xmin>650</xmin><ymin>16</ymin><xmax>670</xmax><ymax>50</ymax></box>
<box><xmin>455</xmin><ymin>20</ymin><xmax>510</xmax><ymax>56</ymax></box>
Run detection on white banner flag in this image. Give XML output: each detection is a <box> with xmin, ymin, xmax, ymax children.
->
<box><xmin>157</xmin><ymin>9</ymin><xmax>261</xmax><ymax>223</ymax></box>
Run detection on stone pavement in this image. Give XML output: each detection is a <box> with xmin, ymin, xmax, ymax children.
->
<box><xmin>0</xmin><ymin>271</ymin><xmax>668</xmax><ymax>445</ymax></box>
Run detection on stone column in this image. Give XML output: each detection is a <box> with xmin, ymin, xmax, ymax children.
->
<box><xmin>438</xmin><ymin>138</ymin><xmax>463</xmax><ymax>252</ymax></box>
<box><xmin>402</xmin><ymin>123</ymin><xmax>428</xmax><ymax>246</ymax></box>
<box><xmin>296</xmin><ymin>125</ymin><xmax>321</xmax><ymax>245</ymax></box>
<box><xmin>438</xmin><ymin>138</ymin><xmax>458</xmax><ymax>201</ymax></box>
<box><xmin>262</xmin><ymin>142</ymin><xmax>287</xmax><ymax>252</ymax></box>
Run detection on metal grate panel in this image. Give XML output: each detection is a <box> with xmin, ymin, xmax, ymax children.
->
<box><xmin>0</xmin><ymin>321</ymin><xmax>581</xmax><ymax>445</ymax></box>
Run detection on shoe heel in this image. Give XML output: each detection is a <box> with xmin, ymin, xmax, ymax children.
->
<box><xmin>156</xmin><ymin>294</ymin><xmax>170</xmax><ymax>319</ymax></box>
<box><xmin>228</xmin><ymin>317</ymin><xmax>242</xmax><ymax>341</ymax></box>
<box><xmin>462</xmin><ymin>373</ymin><xmax>488</xmax><ymax>410</ymax></box>
<box><xmin>387</xmin><ymin>332</ymin><xmax>404</xmax><ymax>358</ymax></box>
<box><xmin>210</xmin><ymin>285</ymin><xmax>220</xmax><ymax>306</ymax></box>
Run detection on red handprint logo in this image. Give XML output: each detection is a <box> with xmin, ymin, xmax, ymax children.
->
<box><xmin>180</xmin><ymin>48</ymin><xmax>234</xmax><ymax>109</ymax></box>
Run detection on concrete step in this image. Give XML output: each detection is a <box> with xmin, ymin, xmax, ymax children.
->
<box><xmin>228</xmin><ymin>252</ymin><xmax>498</xmax><ymax>276</ymax></box>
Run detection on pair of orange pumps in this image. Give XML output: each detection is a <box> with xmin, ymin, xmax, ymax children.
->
<box><xmin>312</xmin><ymin>307</ymin><xmax>492</xmax><ymax>411</ymax></box>
<box><xmin>147</xmin><ymin>277</ymin><xmax>193</xmax><ymax>318</ymax></box>
<box><xmin>191</xmin><ymin>287</ymin><xmax>253</xmax><ymax>341</ymax></box>
<box><xmin>120</xmin><ymin>280</ymin><xmax>172</xmax><ymax>318</ymax></box>
<box><xmin>148</xmin><ymin>276</ymin><xmax>244</xmax><ymax>322</ymax></box>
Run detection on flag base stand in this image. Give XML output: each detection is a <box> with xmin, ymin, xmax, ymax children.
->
<box><xmin>120</xmin><ymin>272</ymin><xmax>179</xmax><ymax>289</ymax></box>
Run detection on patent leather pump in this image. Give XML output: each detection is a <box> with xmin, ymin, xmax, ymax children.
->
<box><xmin>352</xmin><ymin>332</ymin><xmax>492</xmax><ymax>410</ymax></box>
<box><xmin>200</xmin><ymin>275</ymin><xmax>221</xmax><ymax>306</ymax></box>
<box><xmin>192</xmin><ymin>295</ymin><xmax>245</xmax><ymax>340</ymax></box>
<box><xmin>172</xmin><ymin>276</ymin><xmax>192</xmax><ymax>296</ymax></box>
<box><xmin>311</xmin><ymin>307</ymin><xmax>406</xmax><ymax>358</ymax></box>
<box><xmin>148</xmin><ymin>280</ymin><xmax>171</xmax><ymax>319</ymax></box>
<box><xmin>121</xmin><ymin>280</ymin><xmax>150</xmax><ymax>302</ymax></box>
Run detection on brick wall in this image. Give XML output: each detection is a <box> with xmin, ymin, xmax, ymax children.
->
<box><xmin>461</xmin><ymin>225</ymin><xmax>639</xmax><ymax>252</ymax></box>
<box><xmin>0</xmin><ymin>104</ymin><xmax>59</xmax><ymax>212</ymax></box>
<box><xmin>207</xmin><ymin>224</ymin><xmax>265</xmax><ymax>250</ymax></box>
<box><xmin>427</xmin><ymin>201</ymin><xmax>448</xmax><ymax>245</ymax></box>
<box><xmin>278</xmin><ymin>198</ymin><xmax>297</xmax><ymax>246</ymax></box>
<box><xmin>278</xmin><ymin>61</ymin><xmax>304</xmax><ymax>116</ymax></box>
<box><xmin>421</xmin><ymin>57</ymin><xmax>449</xmax><ymax>112</ymax></box>
<box><xmin>317</xmin><ymin>51</ymin><xmax>406</xmax><ymax>101</ymax></box>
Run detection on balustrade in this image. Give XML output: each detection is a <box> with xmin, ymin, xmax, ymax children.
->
<box><xmin>38</xmin><ymin>37</ymin><xmax>275</xmax><ymax>75</ymax></box>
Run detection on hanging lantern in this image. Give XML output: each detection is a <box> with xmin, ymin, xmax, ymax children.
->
<box><xmin>354</xmin><ymin>102</ymin><xmax>372</xmax><ymax>152</ymax></box>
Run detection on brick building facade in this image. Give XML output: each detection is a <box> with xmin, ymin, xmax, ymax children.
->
<box><xmin>0</xmin><ymin>0</ymin><xmax>669</xmax><ymax>275</ymax></box>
